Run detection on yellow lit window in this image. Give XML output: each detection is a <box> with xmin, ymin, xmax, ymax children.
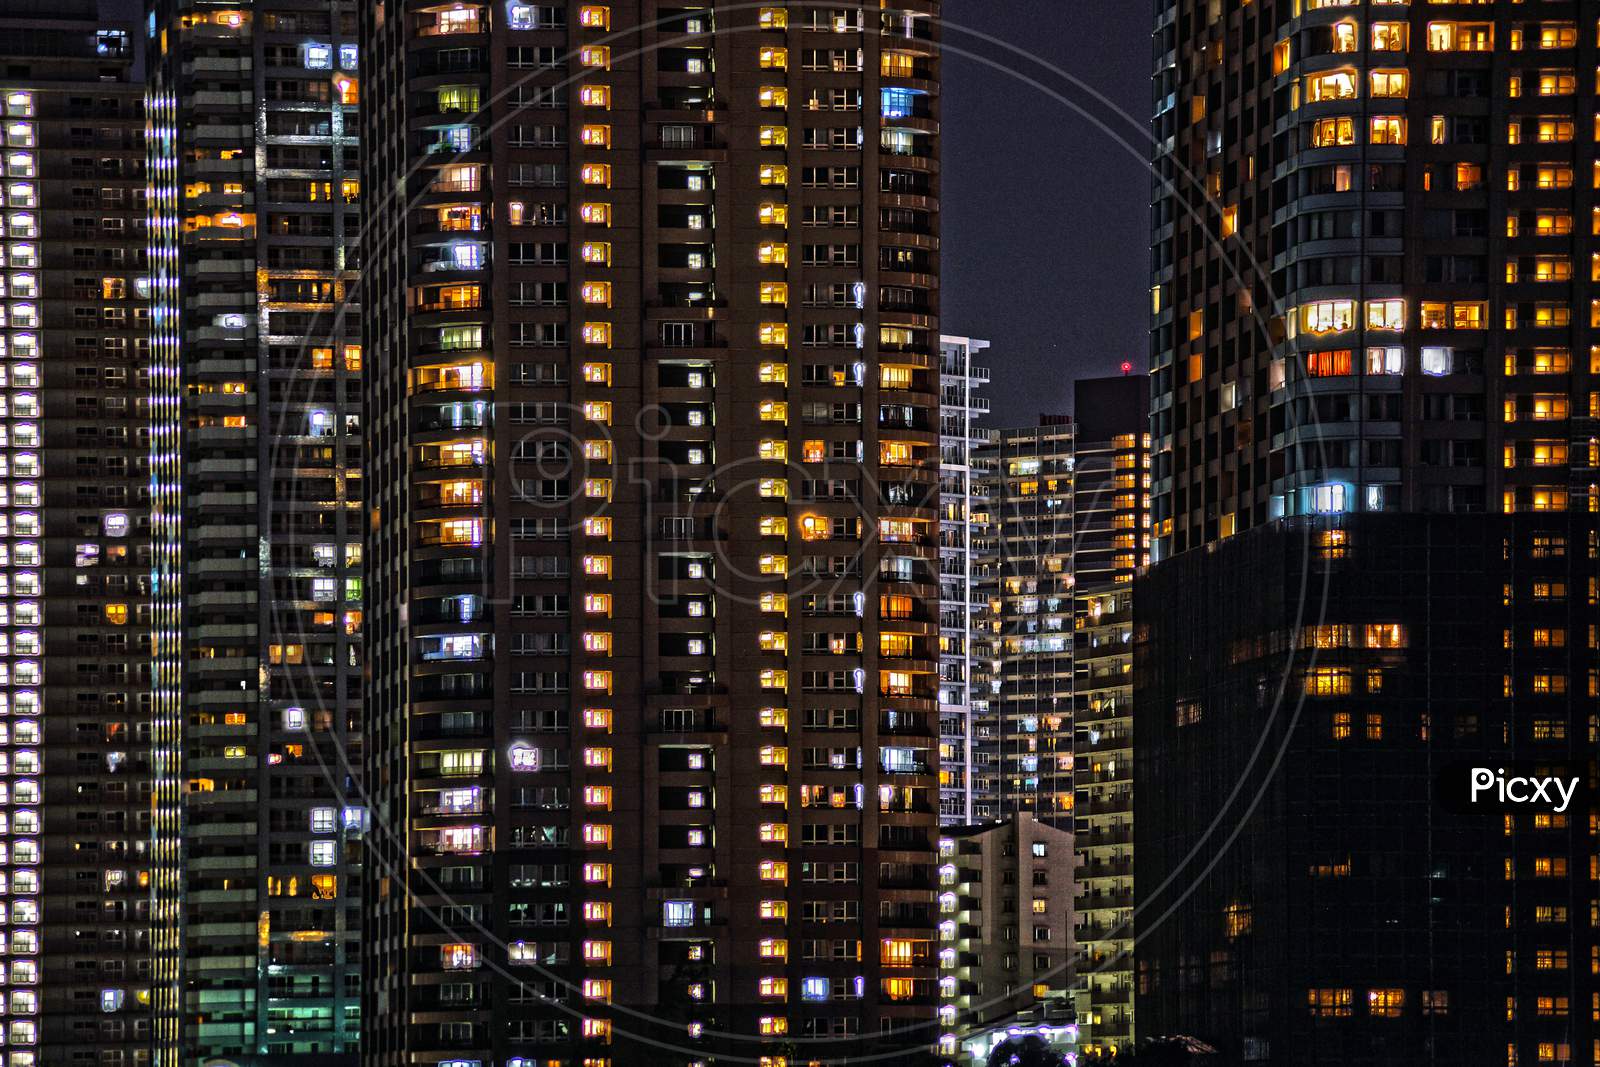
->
<box><xmin>759</xmin><ymin>517</ymin><xmax>788</xmax><ymax>538</ymax></box>
<box><xmin>582</xmin><ymin>281</ymin><xmax>613</xmax><ymax>306</ymax></box>
<box><xmin>582</xmin><ymin>709</ymin><xmax>613</xmax><ymax>732</ymax></box>
<box><xmin>582</xmin><ymin>241</ymin><xmax>612</xmax><ymax>265</ymax></box>
<box><xmin>758</xmin><ymin>242</ymin><xmax>787</xmax><ymax>265</ymax></box>
<box><xmin>581</xmin><ymin>202</ymin><xmax>611</xmax><ymax>225</ymax></box>
<box><xmin>1366</xmin><ymin>298</ymin><xmax>1405</xmax><ymax>331</ymax></box>
<box><xmin>759</xmin><ymin>323</ymin><xmax>788</xmax><ymax>346</ymax></box>
<box><xmin>1306</xmin><ymin>69</ymin><xmax>1358</xmax><ymax>102</ymax></box>
<box><xmin>759</xmin><ymin>125</ymin><xmax>787</xmax><ymax>147</ymax></box>
<box><xmin>584</xmin><ymin>593</ymin><xmax>613</xmax><ymax>616</ymax></box>
<box><xmin>757</xmin><ymin>552</ymin><xmax>787</xmax><ymax>574</ymax></box>
<box><xmin>759</xmin><ymin>822</ymin><xmax>788</xmax><ymax>843</ymax></box>
<box><xmin>881</xmin><ymin>440</ymin><xmax>914</xmax><ymax>466</ymax></box>
<box><xmin>583</xmin><ymin>978</ymin><xmax>612</xmax><ymax>1002</ymax></box>
<box><xmin>758</xmin><ymin>439</ymin><xmax>788</xmax><ymax>461</ymax></box>
<box><xmin>583</xmin><ymin>555</ymin><xmax>613</xmax><ymax>577</ymax></box>
<box><xmin>758</xmin><ymin>361</ymin><xmax>787</xmax><ymax>384</ymax></box>
<box><xmin>583</xmin><ymin>516</ymin><xmax>613</xmax><ymax>539</ymax></box>
<box><xmin>579</xmin><ymin>84</ymin><xmax>611</xmax><ymax>109</ymax></box>
<box><xmin>759</xmin><ymin>593</ymin><xmax>787</xmax><ymax>614</ymax></box>
<box><xmin>578</xmin><ymin>5</ymin><xmax>610</xmax><ymax>29</ymax></box>
<box><xmin>582</xmin><ymin>940</ymin><xmax>613</xmax><ymax>964</ymax></box>
<box><xmin>583</xmin><ymin>670</ymin><xmax>613</xmax><ymax>693</ymax></box>
<box><xmin>1306</xmin><ymin>667</ymin><xmax>1353</xmax><ymax>696</ymax></box>
<box><xmin>758</xmin><ymin>976</ymin><xmax>787</xmax><ymax>998</ymax></box>
<box><xmin>759</xmin><ymin>164</ymin><xmax>789</xmax><ymax>186</ymax></box>
<box><xmin>759</xmin><ymin>860</ymin><xmax>788</xmax><ymax>882</ymax></box>
<box><xmin>759</xmin><ymin>783</ymin><xmax>787</xmax><ymax>805</ymax></box>
<box><xmin>582</xmin><ymin>322</ymin><xmax>613</xmax><ymax>347</ymax></box>
<box><xmin>581</xmin><ymin>162</ymin><xmax>612</xmax><ymax>187</ymax></box>
<box><xmin>759</xmin><ymin>86</ymin><xmax>788</xmax><ymax>108</ymax></box>
<box><xmin>758</xmin><ymin>668</ymin><xmax>788</xmax><ymax>690</ymax></box>
<box><xmin>584</xmin><ymin>785</ymin><xmax>613</xmax><ymax>808</ymax></box>
<box><xmin>1368</xmin><ymin>989</ymin><xmax>1405</xmax><ymax>1018</ymax></box>
<box><xmin>1369</xmin><ymin>69</ymin><xmax>1409</xmax><ymax>98</ymax></box>
<box><xmin>759</xmin><ymin>400</ymin><xmax>788</xmax><ymax>422</ymax></box>
<box><xmin>758</xmin><ymin>202</ymin><xmax>788</xmax><ymax>225</ymax></box>
<box><xmin>1272</xmin><ymin>39</ymin><xmax>1291</xmax><ymax>74</ymax></box>
<box><xmin>1310</xmin><ymin>117</ymin><xmax>1355</xmax><ymax>147</ymax></box>
<box><xmin>1369</xmin><ymin>115</ymin><xmax>1406</xmax><ymax>144</ymax></box>
<box><xmin>580</xmin><ymin>45</ymin><xmax>611</xmax><ymax>68</ymax></box>
<box><xmin>760</xmin><ymin>282</ymin><xmax>788</xmax><ymax>305</ymax></box>
<box><xmin>1309</xmin><ymin>988</ymin><xmax>1354</xmax><ymax>1018</ymax></box>
<box><xmin>583</xmin><ymin>631</ymin><xmax>613</xmax><ymax>655</ymax></box>
<box><xmin>1371</xmin><ymin>22</ymin><xmax>1407</xmax><ymax>51</ymax></box>
<box><xmin>758</xmin><ymin>7</ymin><xmax>787</xmax><ymax>28</ymax></box>
<box><xmin>759</xmin><ymin>47</ymin><xmax>787</xmax><ymax>70</ymax></box>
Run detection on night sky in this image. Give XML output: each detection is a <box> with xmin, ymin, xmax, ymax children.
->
<box><xmin>942</xmin><ymin>1</ymin><xmax>1150</xmax><ymax>424</ymax></box>
<box><xmin>101</xmin><ymin>0</ymin><xmax>1152</xmax><ymax>424</ymax></box>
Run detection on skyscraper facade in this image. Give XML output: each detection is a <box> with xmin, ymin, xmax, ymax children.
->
<box><xmin>1142</xmin><ymin>3</ymin><xmax>1598</xmax><ymax>1063</ymax></box>
<box><xmin>981</xmin><ymin>419</ymin><xmax>1075</xmax><ymax>826</ymax></box>
<box><xmin>0</xmin><ymin>5</ymin><xmax>153</xmax><ymax>1066</ymax></box>
<box><xmin>148</xmin><ymin>2</ymin><xmax>364</xmax><ymax>1062</ymax></box>
<box><xmin>361</xmin><ymin>3</ymin><xmax>942</xmax><ymax>1065</ymax></box>
<box><xmin>1067</xmin><ymin>375</ymin><xmax>1148</xmax><ymax>1059</ymax></box>
<box><xmin>937</xmin><ymin>334</ymin><xmax>994</xmax><ymax>825</ymax></box>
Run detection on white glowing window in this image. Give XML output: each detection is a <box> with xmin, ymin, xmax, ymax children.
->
<box><xmin>283</xmin><ymin>707</ymin><xmax>306</xmax><ymax>731</ymax></box>
<box><xmin>5</xmin><ymin>123</ymin><xmax>33</xmax><ymax>147</ymax></box>
<box><xmin>310</xmin><ymin>807</ymin><xmax>336</xmax><ymax>833</ymax></box>
<box><xmin>1307</xmin><ymin>483</ymin><xmax>1349</xmax><ymax>515</ymax></box>
<box><xmin>339</xmin><ymin>44</ymin><xmax>359</xmax><ymax>69</ymax></box>
<box><xmin>508</xmin><ymin>743</ymin><xmax>541</xmax><ymax>772</ymax></box>
<box><xmin>99</xmin><ymin>990</ymin><xmax>122</xmax><ymax>1013</ymax></box>
<box><xmin>303</xmin><ymin>43</ymin><xmax>333</xmax><ymax>69</ymax></box>
<box><xmin>308</xmin><ymin>840</ymin><xmax>337</xmax><ymax>867</ymax></box>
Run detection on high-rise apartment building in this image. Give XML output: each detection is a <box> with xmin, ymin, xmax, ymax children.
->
<box><xmin>981</xmin><ymin>419</ymin><xmax>1075</xmax><ymax>826</ymax></box>
<box><xmin>0</xmin><ymin>5</ymin><xmax>154</xmax><ymax>1066</ymax></box>
<box><xmin>1141</xmin><ymin>3</ymin><xmax>1598</xmax><ymax>1063</ymax></box>
<box><xmin>148</xmin><ymin>3</ymin><xmax>364</xmax><ymax>1063</ymax></box>
<box><xmin>937</xmin><ymin>335</ymin><xmax>994</xmax><ymax>825</ymax></box>
<box><xmin>361</xmin><ymin>3</ymin><xmax>942</xmax><ymax>1065</ymax></box>
<box><xmin>1068</xmin><ymin>375</ymin><xmax>1148</xmax><ymax>1059</ymax></box>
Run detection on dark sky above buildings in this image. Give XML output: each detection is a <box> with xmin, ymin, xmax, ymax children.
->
<box><xmin>99</xmin><ymin>0</ymin><xmax>1151</xmax><ymax>423</ymax></box>
<box><xmin>943</xmin><ymin>1</ymin><xmax>1151</xmax><ymax>423</ymax></box>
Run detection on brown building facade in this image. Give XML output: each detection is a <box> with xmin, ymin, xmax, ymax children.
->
<box><xmin>361</xmin><ymin>3</ymin><xmax>942</xmax><ymax>1065</ymax></box>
